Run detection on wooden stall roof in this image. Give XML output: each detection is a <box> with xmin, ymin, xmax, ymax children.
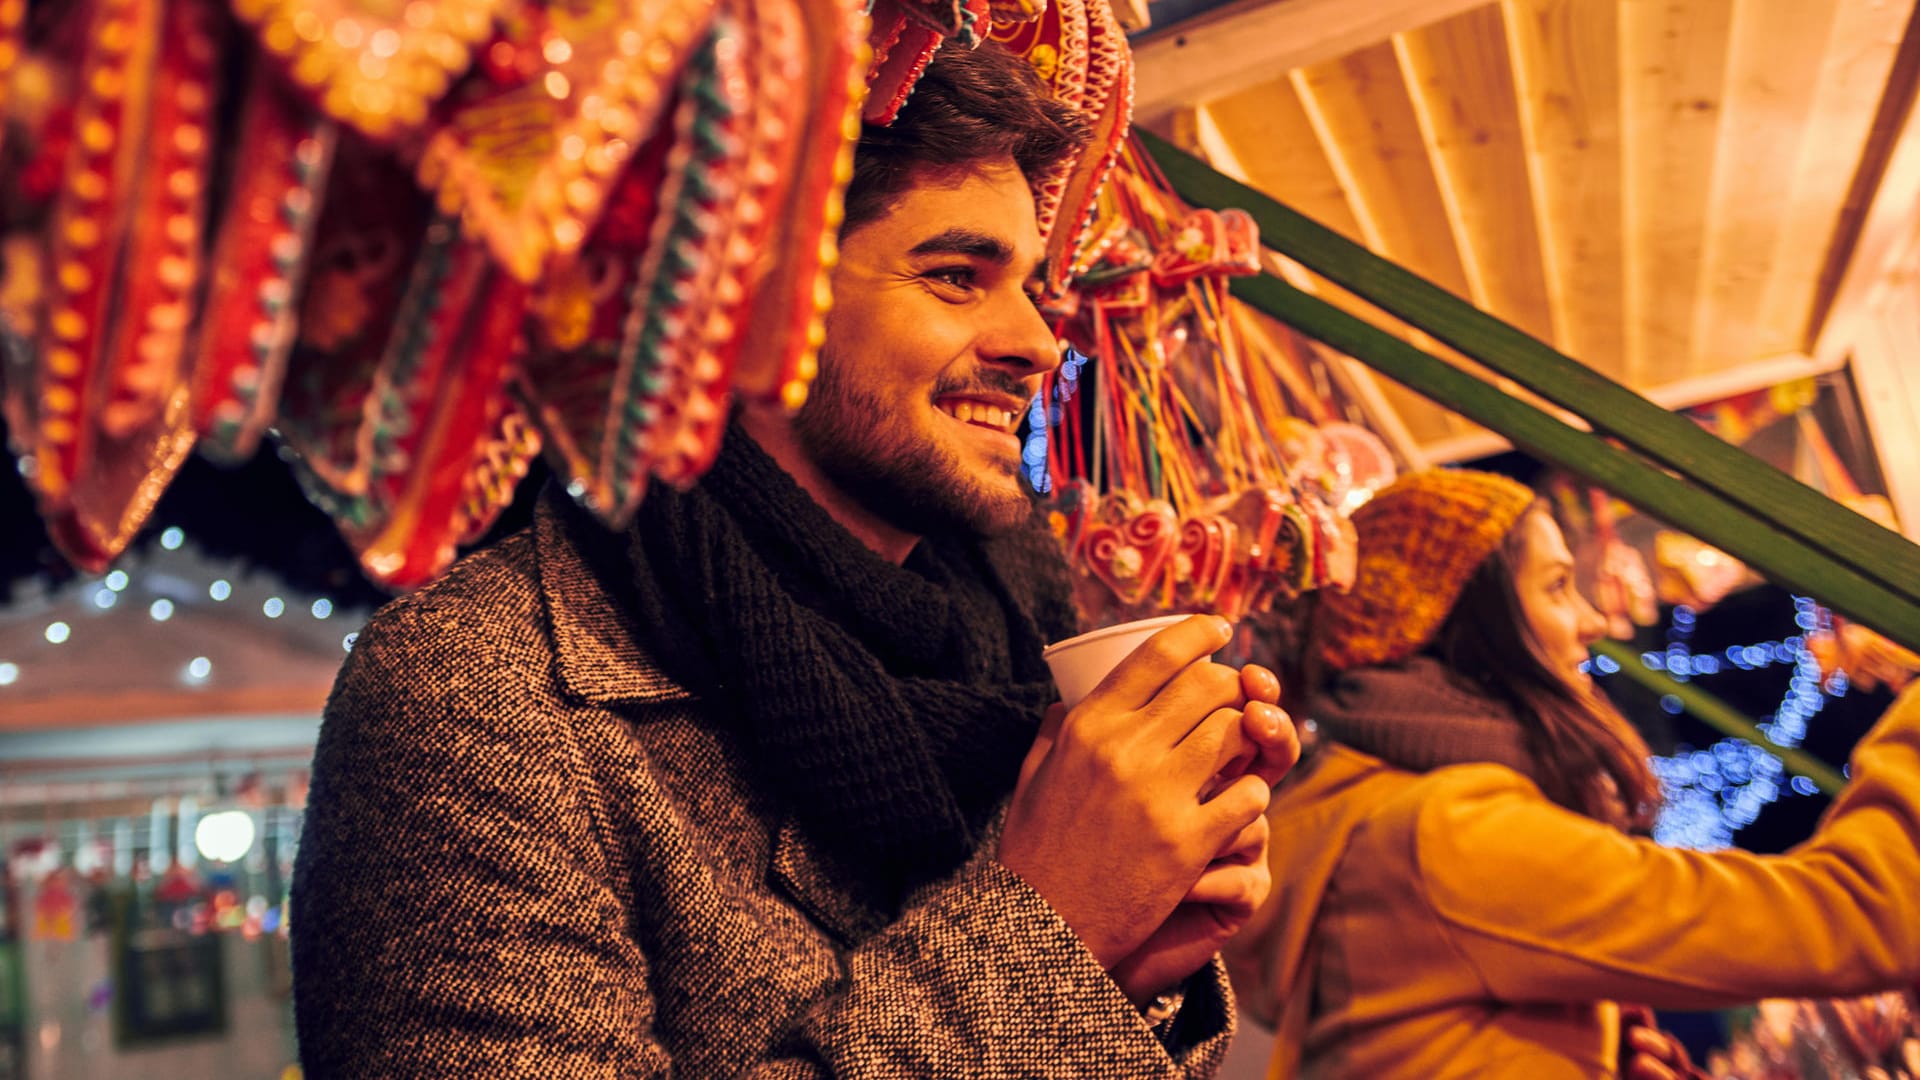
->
<box><xmin>1133</xmin><ymin>0</ymin><xmax>1920</xmax><ymax>460</ymax></box>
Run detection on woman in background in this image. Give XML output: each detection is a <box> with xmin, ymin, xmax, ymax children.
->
<box><xmin>1225</xmin><ymin>468</ymin><xmax>1920</xmax><ymax>1078</ymax></box>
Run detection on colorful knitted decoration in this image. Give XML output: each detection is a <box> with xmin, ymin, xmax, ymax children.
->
<box><xmin>0</xmin><ymin>0</ymin><xmax>1132</xmax><ymax>589</ymax></box>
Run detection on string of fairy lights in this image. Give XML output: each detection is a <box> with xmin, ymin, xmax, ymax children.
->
<box><xmin>1584</xmin><ymin>596</ymin><xmax>1846</xmax><ymax>851</ymax></box>
<box><xmin>1021</xmin><ymin>344</ymin><xmax>1090</xmax><ymax>496</ymax></box>
<box><xmin>0</xmin><ymin>526</ymin><xmax>367</xmax><ymax>693</ymax></box>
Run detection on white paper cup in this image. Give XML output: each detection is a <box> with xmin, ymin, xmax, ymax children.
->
<box><xmin>1042</xmin><ymin>614</ymin><xmax>1196</xmax><ymax>708</ymax></box>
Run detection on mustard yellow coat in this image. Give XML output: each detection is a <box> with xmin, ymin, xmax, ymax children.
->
<box><xmin>1223</xmin><ymin>684</ymin><xmax>1920</xmax><ymax>1079</ymax></box>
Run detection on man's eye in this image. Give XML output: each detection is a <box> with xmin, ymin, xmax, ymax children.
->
<box><xmin>926</xmin><ymin>267</ymin><xmax>977</xmax><ymax>290</ymax></box>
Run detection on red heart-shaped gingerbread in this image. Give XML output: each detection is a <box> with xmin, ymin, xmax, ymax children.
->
<box><xmin>1172</xmin><ymin>512</ymin><xmax>1233</xmax><ymax>607</ymax></box>
<box><xmin>1080</xmin><ymin>498</ymin><xmax>1179</xmax><ymax>606</ymax></box>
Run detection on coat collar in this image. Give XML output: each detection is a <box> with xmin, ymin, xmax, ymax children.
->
<box><xmin>534</xmin><ymin>496</ymin><xmax>695</xmax><ymax>708</ymax></box>
<box><xmin>535</xmin><ymin>491</ymin><xmax>955</xmax><ymax>947</ymax></box>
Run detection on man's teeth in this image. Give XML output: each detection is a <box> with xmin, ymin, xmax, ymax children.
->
<box><xmin>940</xmin><ymin>401</ymin><xmax>1015</xmax><ymax>430</ymax></box>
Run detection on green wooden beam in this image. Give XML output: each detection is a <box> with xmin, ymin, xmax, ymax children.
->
<box><xmin>1137</xmin><ymin>129</ymin><xmax>1920</xmax><ymax>615</ymax></box>
<box><xmin>1227</xmin><ymin>272</ymin><xmax>1920</xmax><ymax>655</ymax></box>
<box><xmin>1590</xmin><ymin>639</ymin><xmax>1846</xmax><ymax>795</ymax></box>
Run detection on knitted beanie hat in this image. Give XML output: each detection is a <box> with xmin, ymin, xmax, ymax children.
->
<box><xmin>1312</xmin><ymin>468</ymin><xmax>1537</xmax><ymax>673</ymax></box>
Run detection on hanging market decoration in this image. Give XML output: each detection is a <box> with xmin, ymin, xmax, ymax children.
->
<box><xmin>0</xmin><ymin>0</ymin><xmax>1133</xmax><ymax>589</ymax></box>
<box><xmin>1794</xmin><ymin>412</ymin><xmax>1920</xmax><ymax>694</ymax></box>
<box><xmin>1034</xmin><ymin>138</ymin><xmax>1398</xmax><ymax>626</ymax></box>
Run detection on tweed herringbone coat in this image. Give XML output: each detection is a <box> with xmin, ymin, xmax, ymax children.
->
<box><xmin>291</xmin><ymin>500</ymin><xmax>1237</xmax><ymax>1078</ymax></box>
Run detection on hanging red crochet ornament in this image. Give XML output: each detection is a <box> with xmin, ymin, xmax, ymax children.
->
<box><xmin>29</xmin><ymin>0</ymin><xmax>226</xmax><ymax>570</ymax></box>
<box><xmin>189</xmin><ymin>70</ymin><xmax>337</xmax><ymax>462</ymax></box>
<box><xmin>1</xmin><ymin>0</ymin><xmax>1138</xmax><ymax>589</ymax></box>
<box><xmin>230</xmin><ymin>0</ymin><xmax>505</xmax><ymax>138</ymax></box>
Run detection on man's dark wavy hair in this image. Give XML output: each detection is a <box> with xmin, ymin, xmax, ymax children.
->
<box><xmin>842</xmin><ymin>43</ymin><xmax>1093</xmax><ymax>233</ymax></box>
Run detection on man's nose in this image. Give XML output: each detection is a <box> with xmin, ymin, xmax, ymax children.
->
<box><xmin>979</xmin><ymin>287</ymin><xmax>1062</xmax><ymax>378</ymax></box>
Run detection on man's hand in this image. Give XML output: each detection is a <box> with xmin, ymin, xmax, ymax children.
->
<box><xmin>998</xmin><ymin>614</ymin><xmax>1297</xmax><ymax>976</ymax></box>
<box><xmin>1110</xmin><ymin>668</ymin><xmax>1298</xmax><ymax>1005</ymax></box>
<box><xmin>1219</xmin><ymin>664</ymin><xmax>1299</xmax><ymax>788</ymax></box>
<box><xmin>1108</xmin><ymin>809</ymin><xmax>1270</xmax><ymax>1006</ymax></box>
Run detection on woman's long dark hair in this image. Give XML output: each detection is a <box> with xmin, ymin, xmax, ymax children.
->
<box><xmin>1425</xmin><ymin>504</ymin><xmax>1662</xmax><ymax>831</ymax></box>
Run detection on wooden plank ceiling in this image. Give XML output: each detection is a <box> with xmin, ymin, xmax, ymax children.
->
<box><xmin>1134</xmin><ymin>0</ymin><xmax>1920</xmax><ymax>460</ymax></box>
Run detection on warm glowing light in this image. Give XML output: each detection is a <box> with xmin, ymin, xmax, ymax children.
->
<box><xmin>194</xmin><ymin>811</ymin><xmax>256</xmax><ymax>863</ymax></box>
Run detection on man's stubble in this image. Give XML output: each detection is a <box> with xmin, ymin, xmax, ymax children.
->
<box><xmin>791</xmin><ymin>350</ymin><xmax>1032</xmax><ymax>540</ymax></box>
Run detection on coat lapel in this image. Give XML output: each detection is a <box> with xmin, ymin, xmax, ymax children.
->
<box><xmin>533</xmin><ymin>497</ymin><xmax>695</xmax><ymax>708</ymax></box>
<box><xmin>538</xmin><ymin>493</ymin><xmax>893</xmax><ymax>944</ymax></box>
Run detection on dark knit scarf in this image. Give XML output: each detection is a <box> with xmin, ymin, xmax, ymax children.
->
<box><xmin>574</xmin><ymin>424</ymin><xmax>1078</xmax><ymax>897</ymax></box>
<box><xmin>1305</xmin><ymin>655</ymin><xmax>1543</xmax><ymax>785</ymax></box>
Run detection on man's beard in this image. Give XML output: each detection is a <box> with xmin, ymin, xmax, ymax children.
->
<box><xmin>791</xmin><ymin>355</ymin><xmax>1033</xmax><ymax>539</ymax></box>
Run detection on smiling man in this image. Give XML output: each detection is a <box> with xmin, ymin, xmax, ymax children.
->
<box><xmin>292</xmin><ymin>42</ymin><xmax>1297</xmax><ymax>1078</ymax></box>
<box><xmin>753</xmin><ymin>162</ymin><xmax>1055</xmax><ymax>558</ymax></box>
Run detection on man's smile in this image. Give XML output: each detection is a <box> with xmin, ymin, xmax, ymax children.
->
<box><xmin>932</xmin><ymin>394</ymin><xmax>1026</xmax><ymax>443</ymax></box>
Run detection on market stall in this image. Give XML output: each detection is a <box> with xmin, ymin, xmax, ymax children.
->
<box><xmin>5</xmin><ymin>0</ymin><xmax>1920</xmax><ymax>1077</ymax></box>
